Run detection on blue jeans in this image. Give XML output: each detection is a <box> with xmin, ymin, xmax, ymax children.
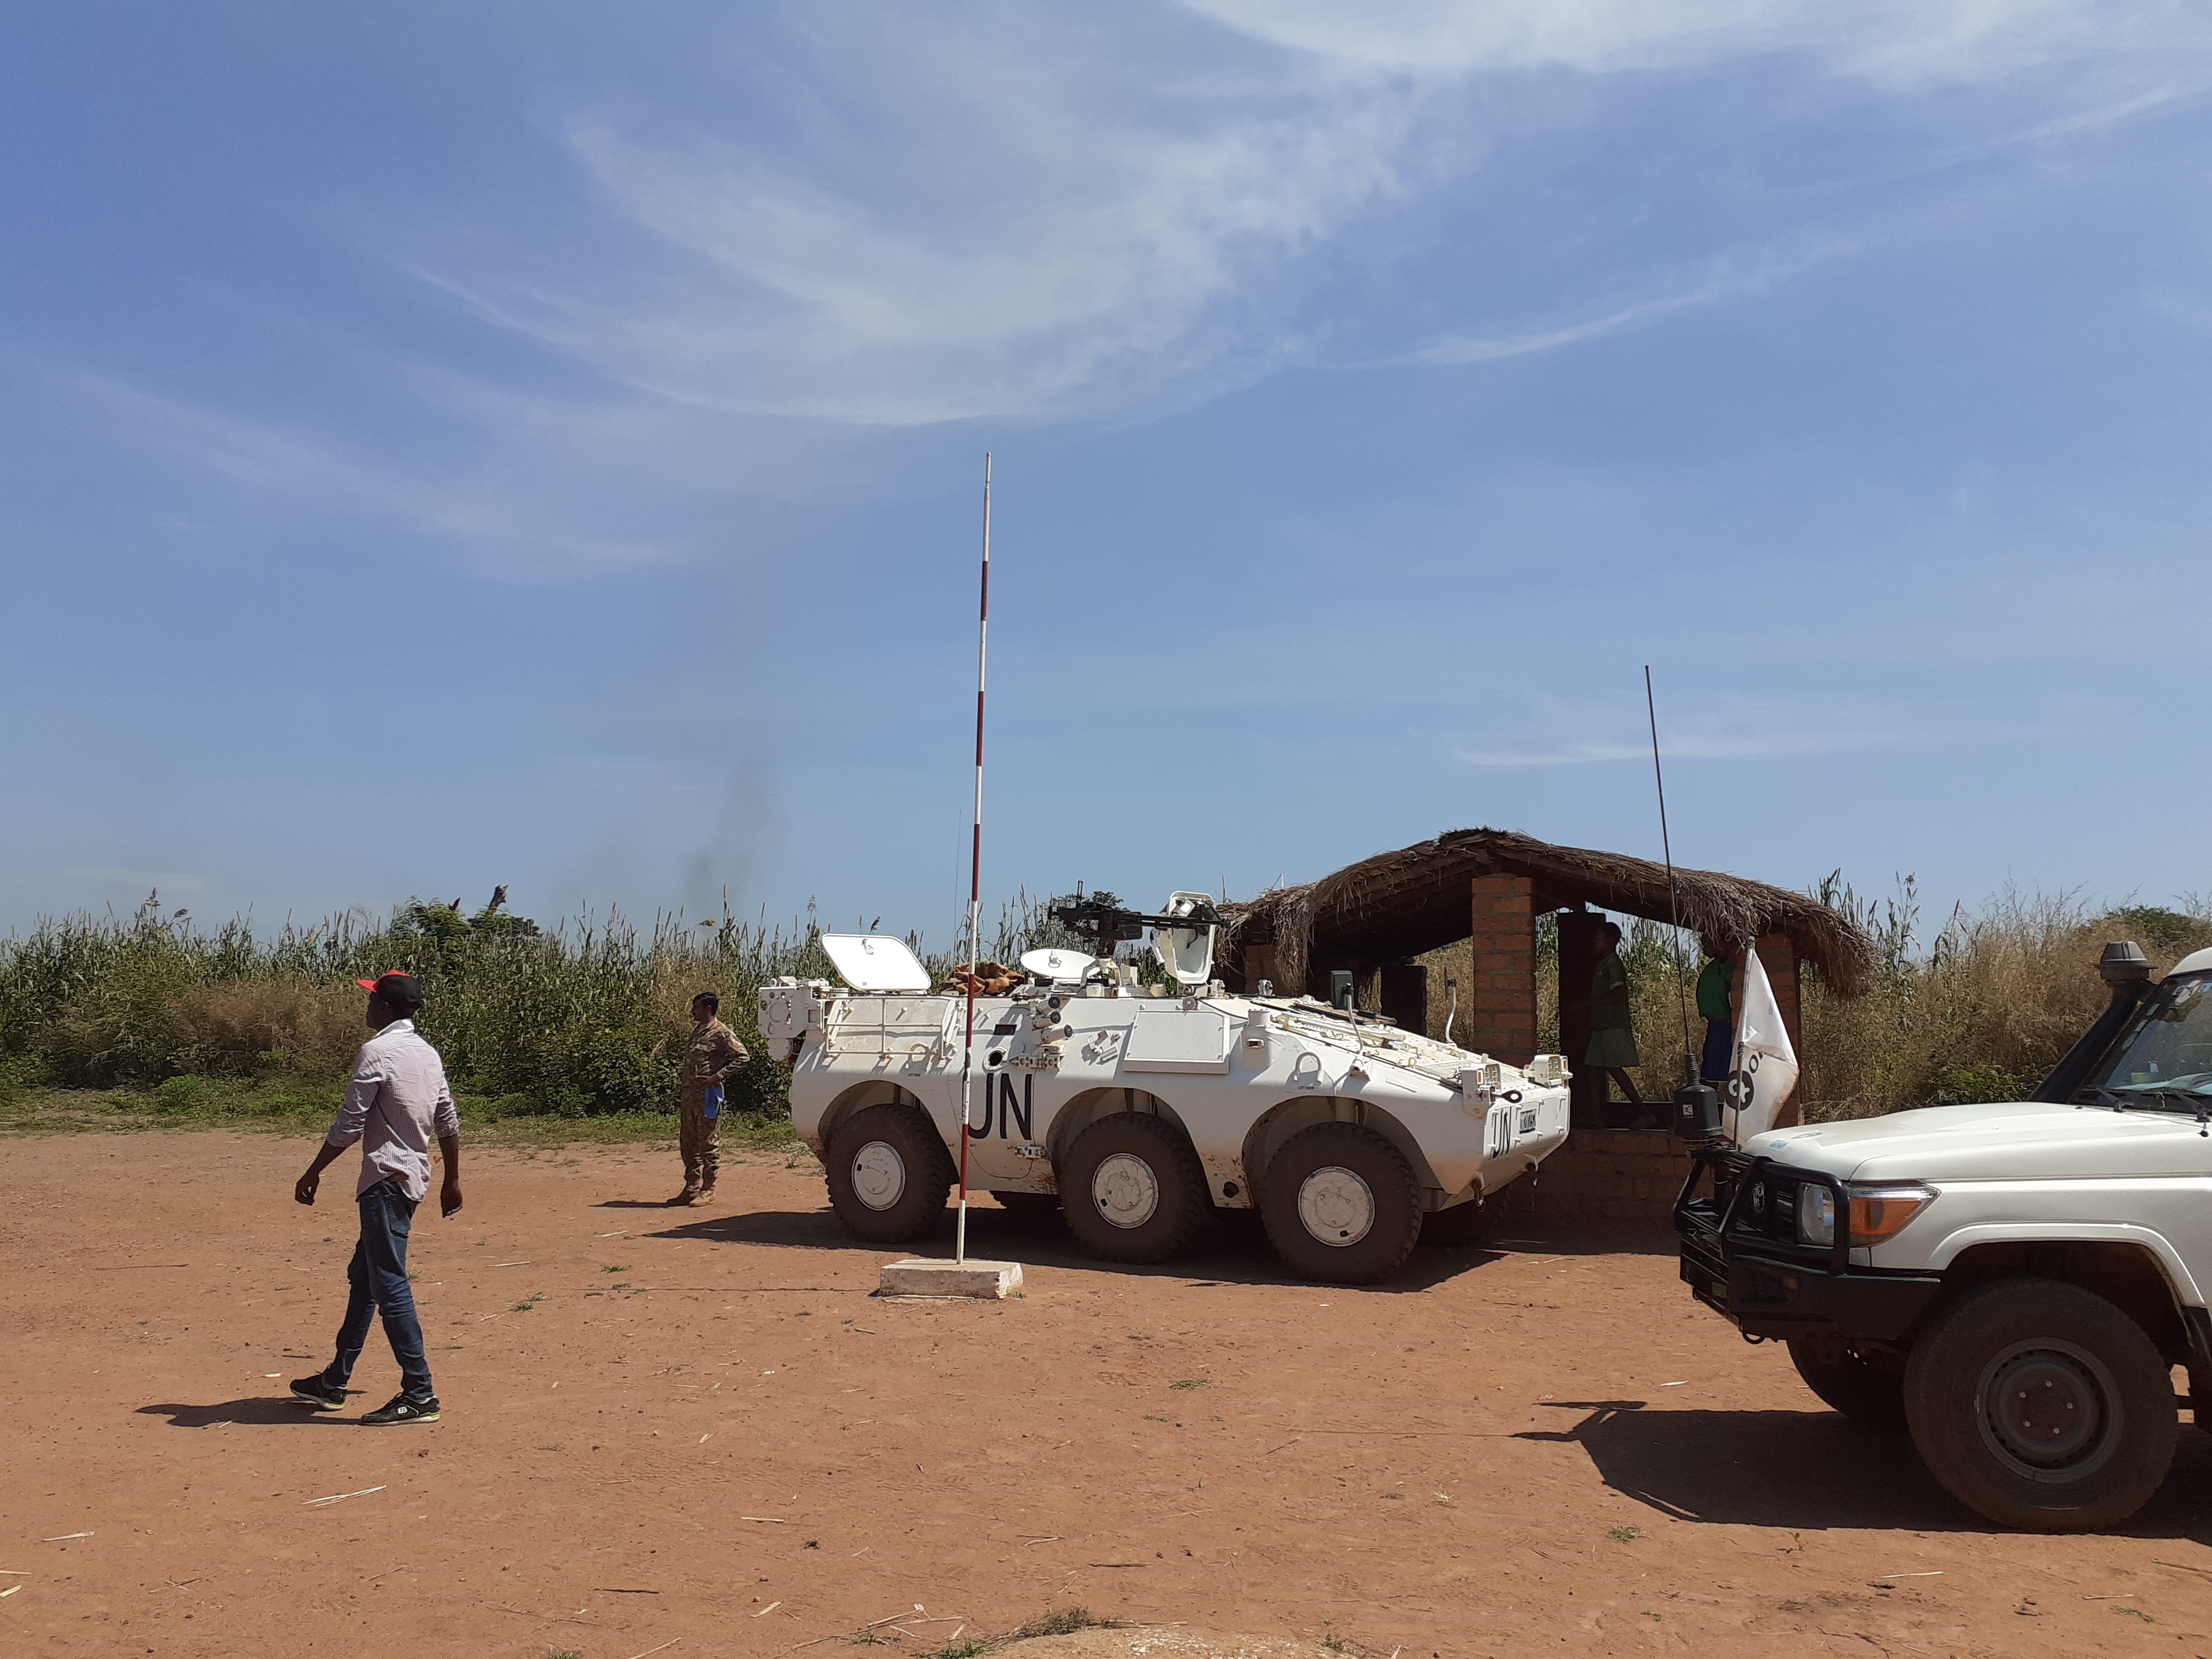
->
<box><xmin>1701</xmin><ymin>1018</ymin><xmax>1736</xmax><ymax>1085</ymax></box>
<box><xmin>322</xmin><ymin>1178</ymin><xmax>433</xmax><ymax>1401</ymax></box>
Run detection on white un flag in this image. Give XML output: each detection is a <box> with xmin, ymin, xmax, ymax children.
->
<box><xmin>1725</xmin><ymin>946</ymin><xmax>1800</xmax><ymax>1142</ymax></box>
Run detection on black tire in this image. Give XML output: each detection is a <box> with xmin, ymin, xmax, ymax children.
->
<box><xmin>989</xmin><ymin>1190</ymin><xmax>1063</xmax><ymax>1220</ymax></box>
<box><xmin>824</xmin><ymin>1103</ymin><xmax>955</xmax><ymax>1244</ymax></box>
<box><xmin>1788</xmin><ymin>1339</ymin><xmax>1907</xmax><ymax>1430</ymax></box>
<box><xmin>1260</xmin><ymin>1122</ymin><xmax>1423</xmax><ymax>1286</ymax></box>
<box><xmin>1059</xmin><ymin>1112</ymin><xmax>1210</xmax><ymax>1265</ymax></box>
<box><xmin>1419</xmin><ymin>1195</ymin><xmax>1499</xmax><ymax>1250</ymax></box>
<box><xmin>1902</xmin><ymin>1276</ymin><xmax>2177</xmax><ymax>1532</ymax></box>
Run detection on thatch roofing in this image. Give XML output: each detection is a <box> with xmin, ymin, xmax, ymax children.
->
<box><xmin>1217</xmin><ymin>827</ymin><xmax>1875</xmax><ymax>998</ymax></box>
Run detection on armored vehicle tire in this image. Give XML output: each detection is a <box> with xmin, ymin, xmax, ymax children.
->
<box><xmin>824</xmin><ymin>1103</ymin><xmax>956</xmax><ymax>1244</ymax></box>
<box><xmin>1787</xmin><ymin>1339</ymin><xmax>1906</xmax><ymax>1430</ymax></box>
<box><xmin>1260</xmin><ymin>1122</ymin><xmax>1423</xmax><ymax>1286</ymax></box>
<box><xmin>1902</xmin><ymin>1276</ymin><xmax>2177</xmax><ymax>1532</ymax></box>
<box><xmin>1420</xmin><ymin>1195</ymin><xmax>1498</xmax><ymax>1250</ymax></box>
<box><xmin>1059</xmin><ymin>1113</ymin><xmax>1210</xmax><ymax>1265</ymax></box>
<box><xmin>990</xmin><ymin>1190</ymin><xmax>1063</xmax><ymax>1219</ymax></box>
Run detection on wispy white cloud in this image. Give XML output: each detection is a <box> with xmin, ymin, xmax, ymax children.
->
<box><xmin>1413</xmin><ymin>229</ymin><xmax>1858</xmax><ymax>365</ymax></box>
<box><xmin>423</xmin><ymin>80</ymin><xmax>1420</xmax><ymax>427</ymax></box>
<box><xmin>1452</xmin><ymin>704</ymin><xmax>1969</xmax><ymax>766</ymax></box>
<box><xmin>1180</xmin><ymin>1</ymin><xmax>2211</xmax><ymax>89</ymax></box>
<box><xmin>62</xmin><ymin>367</ymin><xmax>805</xmax><ymax>578</ymax></box>
<box><xmin>401</xmin><ymin>3</ymin><xmax>2212</xmax><ymax>434</ymax></box>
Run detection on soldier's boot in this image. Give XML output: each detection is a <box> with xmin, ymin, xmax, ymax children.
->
<box><xmin>668</xmin><ymin>1185</ymin><xmax>699</xmax><ymax>1206</ymax></box>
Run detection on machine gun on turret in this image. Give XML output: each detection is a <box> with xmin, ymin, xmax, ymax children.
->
<box><xmin>1046</xmin><ymin>891</ymin><xmax>1222</xmax><ymax>954</ymax></box>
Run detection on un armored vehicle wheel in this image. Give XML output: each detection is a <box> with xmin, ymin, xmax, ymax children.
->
<box><xmin>1060</xmin><ymin>1112</ymin><xmax>1210</xmax><ymax>1264</ymax></box>
<box><xmin>1787</xmin><ymin>1339</ymin><xmax>1905</xmax><ymax>1430</ymax></box>
<box><xmin>1903</xmin><ymin>1277</ymin><xmax>2177</xmax><ymax>1532</ymax></box>
<box><xmin>1260</xmin><ymin>1122</ymin><xmax>1424</xmax><ymax>1285</ymax></box>
<box><xmin>825</xmin><ymin>1103</ymin><xmax>955</xmax><ymax>1244</ymax></box>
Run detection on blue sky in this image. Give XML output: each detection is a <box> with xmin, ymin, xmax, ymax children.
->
<box><xmin>5</xmin><ymin>3</ymin><xmax>2211</xmax><ymax>948</ymax></box>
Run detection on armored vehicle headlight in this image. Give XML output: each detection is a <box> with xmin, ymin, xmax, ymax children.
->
<box><xmin>1848</xmin><ymin>1184</ymin><xmax>1934</xmax><ymax>1244</ymax></box>
<box><xmin>1796</xmin><ymin>1185</ymin><xmax>1835</xmax><ymax>1246</ymax></box>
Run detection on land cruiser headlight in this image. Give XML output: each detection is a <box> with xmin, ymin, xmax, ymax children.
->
<box><xmin>1795</xmin><ymin>1182</ymin><xmax>1934</xmax><ymax>1246</ymax></box>
<box><xmin>1796</xmin><ymin>1185</ymin><xmax>1835</xmax><ymax>1245</ymax></box>
<box><xmin>1848</xmin><ymin>1184</ymin><xmax>1935</xmax><ymax>1244</ymax></box>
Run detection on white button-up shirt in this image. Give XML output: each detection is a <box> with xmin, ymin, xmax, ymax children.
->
<box><xmin>326</xmin><ymin>1019</ymin><xmax>460</xmax><ymax>1202</ymax></box>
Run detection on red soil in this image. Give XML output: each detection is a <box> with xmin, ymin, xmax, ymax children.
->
<box><xmin>6</xmin><ymin>1132</ymin><xmax>2211</xmax><ymax>1658</ymax></box>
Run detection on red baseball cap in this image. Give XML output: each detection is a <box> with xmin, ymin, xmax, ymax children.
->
<box><xmin>355</xmin><ymin>970</ymin><xmax>423</xmax><ymax>1010</ymax></box>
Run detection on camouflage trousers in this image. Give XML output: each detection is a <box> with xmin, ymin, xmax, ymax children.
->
<box><xmin>679</xmin><ymin>1094</ymin><xmax>721</xmax><ymax>1190</ymax></box>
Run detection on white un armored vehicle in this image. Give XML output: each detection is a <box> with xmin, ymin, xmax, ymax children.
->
<box><xmin>759</xmin><ymin>891</ymin><xmax>1571</xmax><ymax>1284</ymax></box>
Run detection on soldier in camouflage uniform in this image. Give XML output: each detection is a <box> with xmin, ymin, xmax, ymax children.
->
<box><xmin>671</xmin><ymin>991</ymin><xmax>750</xmax><ymax>1205</ymax></box>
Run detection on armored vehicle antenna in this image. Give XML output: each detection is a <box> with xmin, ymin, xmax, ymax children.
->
<box><xmin>1647</xmin><ymin>667</ymin><xmax>1721</xmax><ymax>1138</ymax></box>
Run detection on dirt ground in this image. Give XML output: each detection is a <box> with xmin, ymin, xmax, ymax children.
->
<box><xmin>8</xmin><ymin>1133</ymin><xmax>2212</xmax><ymax>1659</ymax></box>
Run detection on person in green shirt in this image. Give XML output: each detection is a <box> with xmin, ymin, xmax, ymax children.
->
<box><xmin>1586</xmin><ymin>921</ymin><xmax>1649</xmax><ymax>1124</ymax></box>
<box><xmin>1696</xmin><ymin>935</ymin><xmax>1737</xmax><ymax>1088</ymax></box>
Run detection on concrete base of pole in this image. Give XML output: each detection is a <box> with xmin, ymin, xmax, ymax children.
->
<box><xmin>876</xmin><ymin>1258</ymin><xmax>1023</xmax><ymax>1300</ymax></box>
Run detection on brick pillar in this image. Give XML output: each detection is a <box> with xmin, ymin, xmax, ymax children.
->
<box><xmin>1467</xmin><ymin>875</ymin><xmax>1537</xmax><ymax>1066</ymax></box>
<box><xmin>1758</xmin><ymin>933</ymin><xmax>1802</xmax><ymax>1128</ymax></box>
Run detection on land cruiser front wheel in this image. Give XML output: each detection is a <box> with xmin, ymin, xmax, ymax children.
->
<box><xmin>1903</xmin><ymin>1276</ymin><xmax>2177</xmax><ymax>1532</ymax></box>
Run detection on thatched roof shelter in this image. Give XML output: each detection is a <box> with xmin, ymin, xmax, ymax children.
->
<box><xmin>1217</xmin><ymin>827</ymin><xmax>1874</xmax><ymax>998</ymax></box>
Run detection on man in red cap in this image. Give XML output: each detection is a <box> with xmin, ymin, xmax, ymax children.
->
<box><xmin>287</xmin><ymin>970</ymin><xmax>462</xmax><ymax>1424</ymax></box>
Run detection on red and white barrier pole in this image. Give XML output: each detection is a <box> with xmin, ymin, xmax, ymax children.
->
<box><xmin>956</xmin><ymin>452</ymin><xmax>991</xmax><ymax>1265</ymax></box>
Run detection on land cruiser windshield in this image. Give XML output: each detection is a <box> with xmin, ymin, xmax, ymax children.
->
<box><xmin>2080</xmin><ymin>970</ymin><xmax>2212</xmax><ymax>1105</ymax></box>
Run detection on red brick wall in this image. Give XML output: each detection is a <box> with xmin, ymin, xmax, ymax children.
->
<box><xmin>1467</xmin><ymin>874</ymin><xmax>1537</xmax><ymax>1066</ymax></box>
<box><xmin>1490</xmin><ymin>1133</ymin><xmax>1695</xmax><ymax>1230</ymax></box>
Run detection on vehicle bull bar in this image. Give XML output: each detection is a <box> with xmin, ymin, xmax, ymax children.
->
<box><xmin>1673</xmin><ymin>1143</ymin><xmax>1942</xmax><ymax>1344</ymax></box>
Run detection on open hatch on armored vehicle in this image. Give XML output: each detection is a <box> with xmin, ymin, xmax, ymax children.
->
<box><xmin>761</xmin><ymin>891</ymin><xmax>1573</xmax><ymax>1284</ymax></box>
<box><xmin>1676</xmin><ymin>939</ymin><xmax>2212</xmax><ymax>1531</ymax></box>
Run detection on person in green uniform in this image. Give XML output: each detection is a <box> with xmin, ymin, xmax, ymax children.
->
<box><xmin>1586</xmin><ymin>921</ymin><xmax>1648</xmax><ymax>1124</ymax></box>
<box><xmin>669</xmin><ymin>991</ymin><xmax>750</xmax><ymax>1206</ymax></box>
<box><xmin>1696</xmin><ymin>935</ymin><xmax>1738</xmax><ymax>1089</ymax></box>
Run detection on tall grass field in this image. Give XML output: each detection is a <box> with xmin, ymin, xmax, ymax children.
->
<box><xmin>2</xmin><ymin>880</ymin><xmax>2204</xmax><ymax>1135</ymax></box>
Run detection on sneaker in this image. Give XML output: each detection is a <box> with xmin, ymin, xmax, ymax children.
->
<box><xmin>697</xmin><ymin>1184</ymin><xmax>716</xmax><ymax>1204</ymax></box>
<box><xmin>289</xmin><ymin>1376</ymin><xmax>346</xmax><ymax>1410</ymax></box>
<box><xmin>360</xmin><ymin>1393</ymin><xmax>440</xmax><ymax>1425</ymax></box>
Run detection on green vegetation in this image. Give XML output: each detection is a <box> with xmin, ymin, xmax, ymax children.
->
<box><xmin>1169</xmin><ymin>1377</ymin><xmax>1209</xmax><ymax>1389</ymax></box>
<box><xmin>1607</xmin><ymin>1525</ymin><xmax>1645</xmax><ymax>1543</ymax></box>
<box><xmin>10</xmin><ymin>876</ymin><xmax>2203</xmax><ymax>1135</ymax></box>
<box><xmin>0</xmin><ymin>886</ymin><xmax>1088</xmax><ymax>1138</ymax></box>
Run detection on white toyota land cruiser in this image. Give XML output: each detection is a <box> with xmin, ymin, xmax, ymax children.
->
<box><xmin>1677</xmin><ymin>939</ymin><xmax>2212</xmax><ymax>1531</ymax></box>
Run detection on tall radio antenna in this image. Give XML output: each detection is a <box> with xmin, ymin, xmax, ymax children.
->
<box><xmin>956</xmin><ymin>452</ymin><xmax>991</xmax><ymax>1265</ymax></box>
<box><xmin>1645</xmin><ymin>666</ymin><xmax>1698</xmax><ymax>1089</ymax></box>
